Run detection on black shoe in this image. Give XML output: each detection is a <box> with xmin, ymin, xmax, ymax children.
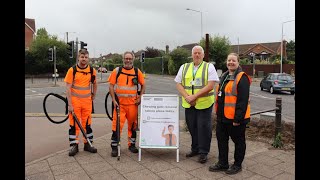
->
<box><xmin>198</xmin><ymin>154</ymin><xmax>208</xmax><ymax>163</ymax></box>
<box><xmin>128</xmin><ymin>144</ymin><xmax>138</xmax><ymax>153</ymax></box>
<box><xmin>111</xmin><ymin>147</ymin><xmax>118</xmax><ymax>157</ymax></box>
<box><xmin>68</xmin><ymin>144</ymin><xmax>79</xmax><ymax>156</ymax></box>
<box><xmin>209</xmin><ymin>163</ymin><xmax>229</xmax><ymax>172</ymax></box>
<box><xmin>84</xmin><ymin>142</ymin><xmax>97</xmax><ymax>153</ymax></box>
<box><xmin>225</xmin><ymin>165</ymin><xmax>242</xmax><ymax>175</ymax></box>
<box><xmin>186</xmin><ymin>151</ymin><xmax>199</xmax><ymax>157</ymax></box>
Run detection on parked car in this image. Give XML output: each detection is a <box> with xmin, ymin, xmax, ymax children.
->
<box><xmin>98</xmin><ymin>67</ymin><xmax>107</xmax><ymax>73</ymax></box>
<box><xmin>260</xmin><ymin>73</ymin><xmax>295</xmax><ymax>94</ymax></box>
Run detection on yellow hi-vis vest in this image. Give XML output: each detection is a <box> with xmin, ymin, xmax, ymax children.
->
<box><xmin>181</xmin><ymin>62</ymin><xmax>215</xmax><ymax>109</ymax></box>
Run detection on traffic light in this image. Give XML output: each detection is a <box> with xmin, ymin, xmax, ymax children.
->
<box><xmin>140</xmin><ymin>51</ymin><xmax>145</xmax><ymax>63</ymax></box>
<box><xmin>48</xmin><ymin>48</ymin><xmax>53</xmax><ymax>61</ymax></box>
<box><xmin>249</xmin><ymin>52</ymin><xmax>255</xmax><ymax>64</ymax></box>
<box><xmin>80</xmin><ymin>41</ymin><xmax>87</xmax><ymax>50</ymax></box>
<box><xmin>67</xmin><ymin>41</ymin><xmax>74</xmax><ymax>58</ymax></box>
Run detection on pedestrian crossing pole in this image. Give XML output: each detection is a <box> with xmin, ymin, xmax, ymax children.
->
<box><xmin>75</xmin><ymin>37</ymin><xmax>79</xmax><ymax>65</ymax></box>
<box><xmin>53</xmin><ymin>46</ymin><xmax>57</xmax><ymax>86</ymax></box>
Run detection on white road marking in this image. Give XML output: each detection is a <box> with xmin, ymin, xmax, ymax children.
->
<box><xmin>25</xmin><ymin>94</ymin><xmax>45</xmax><ymax>98</ymax></box>
<box><xmin>250</xmin><ymin>92</ymin><xmax>275</xmax><ymax>100</ymax></box>
<box><xmin>26</xmin><ymin>88</ymin><xmax>37</xmax><ymax>93</ymax></box>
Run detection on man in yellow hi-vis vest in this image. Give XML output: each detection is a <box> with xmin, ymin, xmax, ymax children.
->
<box><xmin>175</xmin><ymin>45</ymin><xmax>219</xmax><ymax>164</ymax></box>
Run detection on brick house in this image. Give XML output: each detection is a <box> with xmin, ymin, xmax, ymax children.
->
<box><xmin>25</xmin><ymin>18</ymin><xmax>36</xmax><ymax>50</ymax></box>
<box><xmin>231</xmin><ymin>41</ymin><xmax>287</xmax><ymax>61</ymax></box>
<box><xmin>134</xmin><ymin>50</ymin><xmax>145</xmax><ymax>60</ymax></box>
<box><xmin>179</xmin><ymin>41</ymin><xmax>287</xmax><ymax>61</ymax></box>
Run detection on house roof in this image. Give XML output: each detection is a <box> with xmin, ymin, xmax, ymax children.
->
<box><xmin>25</xmin><ymin>18</ymin><xmax>35</xmax><ymax>33</ymax></box>
<box><xmin>231</xmin><ymin>41</ymin><xmax>282</xmax><ymax>55</ymax></box>
<box><xmin>134</xmin><ymin>50</ymin><xmax>145</xmax><ymax>57</ymax></box>
<box><xmin>179</xmin><ymin>43</ymin><xmax>199</xmax><ymax>52</ymax></box>
<box><xmin>102</xmin><ymin>53</ymin><xmax>114</xmax><ymax>59</ymax></box>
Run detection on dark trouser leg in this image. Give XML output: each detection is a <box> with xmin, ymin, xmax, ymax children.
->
<box><xmin>69</xmin><ymin>124</ymin><xmax>78</xmax><ymax>146</ymax></box>
<box><xmin>185</xmin><ymin>107</ymin><xmax>198</xmax><ymax>152</ymax></box>
<box><xmin>111</xmin><ymin>131</ymin><xmax>118</xmax><ymax>148</ymax></box>
<box><xmin>230</xmin><ymin>123</ymin><xmax>246</xmax><ymax>167</ymax></box>
<box><xmin>128</xmin><ymin>122</ymin><xmax>137</xmax><ymax>146</ymax></box>
<box><xmin>85</xmin><ymin>117</ymin><xmax>93</xmax><ymax>144</ymax></box>
<box><xmin>216</xmin><ymin>121</ymin><xmax>230</xmax><ymax>165</ymax></box>
<box><xmin>197</xmin><ymin>105</ymin><xmax>213</xmax><ymax>155</ymax></box>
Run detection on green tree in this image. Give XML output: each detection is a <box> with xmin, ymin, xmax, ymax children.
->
<box><xmin>26</xmin><ymin>28</ymin><xmax>73</xmax><ymax>75</ymax></box>
<box><xmin>111</xmin><ymin>54</ymin><xmax>123</xmax><ymax>64</ymax></box>
<box><xmin>145</xmin><ymin>46</ymin><xmax>162</xmax><ymax>58</ymax></box>
<box><xmin>239</xmin><ymin>58</ymin><xmax>251</xmax><ymax>65</ymax></box>
<box><xmin>286</xmin><ymin>40</ymin><xmax>295</xmax><ymax>62</ymax></box>
<box><xmin>168</xmin><ymin>47</ymin><xmax>190</xmax><ymax>75</ymax></box>
<box><xmin>199</xmin><ymin>34</ymin><xmax>231</xmax><ymax>71</ymax></box>
<box><xmin>36</xmin><ymin>28</ymin><xmax>50</xmax><ymax>39</ymax></box>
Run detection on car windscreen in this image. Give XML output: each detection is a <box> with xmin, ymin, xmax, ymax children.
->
<box><xmin>277</xmin><ymin>75</ymin><xmax>293</xmax><ymax>81</ymax></box>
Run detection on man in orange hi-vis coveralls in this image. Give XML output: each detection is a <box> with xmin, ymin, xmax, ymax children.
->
<box><xmin>64</xmin><ymin>49</ymin><xmax>98</xmax><ymax>156</ymax></box>
<box><xmin>108</xmin><ymin>51</ymin><xmax>145</xmax><ymax>157</ymax></box>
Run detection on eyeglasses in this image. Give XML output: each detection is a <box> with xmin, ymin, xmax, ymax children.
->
<box><xmin>124</xmin><ymin>58</ymin><xmax>133</xmax><ymax>60</ymax></box>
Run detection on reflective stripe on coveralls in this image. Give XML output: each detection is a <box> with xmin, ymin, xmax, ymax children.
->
<box><xmin>111</xmin><ymin>67</ymin><xmax>139</xmax><ymax>147</ymax></box>
<box><xmin>67</xmin><ymin>65</ymin><xmax>95</xmax><ymax>146</ymax></box>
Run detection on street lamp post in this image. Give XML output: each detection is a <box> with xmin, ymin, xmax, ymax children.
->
<box><xmin>66</xmin><ymin>32</ymin><xmax>76</xmax><ymax>43</ymax></box>
<box><xmin>186</xmin><ymin>8</ymin><xmax>203</xmax><ymax>38</ymax></box>
<box><xmin>100</xmin><ymin>54</ymin><xmax>103</xmax><ymax>80</ymax></box>
<box><xmin>280</xmin><ymin>19</ymin><xmax>295</xmax><ymax>73</ymax></box>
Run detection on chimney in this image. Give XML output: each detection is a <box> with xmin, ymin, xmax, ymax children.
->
<box><xmin>166</xmin><ymin>45</ymin><xmax>169</xmax><ymax>54</ymax></box>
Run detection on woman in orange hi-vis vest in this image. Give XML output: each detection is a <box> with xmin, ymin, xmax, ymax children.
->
<box><xmin>209</xmin><ymin>53</ymin><xmax>251</xmax><ymax>175</ymax></box>
<box><xmin>107</xmin><ymin>51</ymin><xmax>146</xmax><ymax>157</ymax></box>
<box><xmin>64</xmin><ymin>49</ymin><xmax>98</xmax><ymax>156</ymax></box>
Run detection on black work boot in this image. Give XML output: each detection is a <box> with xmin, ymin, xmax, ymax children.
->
<box><xmin>209</xmin><ymin>163</ymin><xmax>229</xmax><ymax>172</ymax></box>
<box><xmin>225</xmin><ymin>164</ymin><xmax>242</xmax><ymax>175</ymax></box>
<box><xmin>186</xmin><ymin>151</ymin><xmax>199</xmax><ymax>157</ymax></box>
<box><xmin>128</xmin><ymin>144</ymin><xmax>138</xmax><ymax>153</ymax></box>
<box><xmin>111</xmin><ymin>146</ymin><xmax>118</xmax><ymax>157</ymax></box>
<box><xmin>68</xmin><ymin>144</ymin><xmax>79</xmax><ymax>156</ymax></box>
<box><xmin>84</xmin><ymin>142</ymin><xmax>97</xmax><ymax>153</ymax></box>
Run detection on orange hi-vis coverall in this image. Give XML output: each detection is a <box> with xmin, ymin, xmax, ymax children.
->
<box><xmin>64</xmin><ymin>65</ymin><xmax>97</xmax><ymax>146</ymax></box>
<box><xmin>108</xmin><ymin>67</ymin><xmax>145</xmax><ymax>147</ymax></box>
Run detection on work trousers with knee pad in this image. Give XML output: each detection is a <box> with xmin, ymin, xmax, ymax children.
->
<box><xmin>111</xmin><ymin>104</ymin><xmax>138</xmax><ymax>148</ymax></box>
<box><xmin>68</xmin><ymin>97</ymin><xmax>93</xmax><ymax>146</ymax></box>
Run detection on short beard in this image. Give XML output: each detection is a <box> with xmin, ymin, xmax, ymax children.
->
<box><xmin>123</xmin><ymin>63</ymin><xmax>133</xmax><ymax>68</ymax></box>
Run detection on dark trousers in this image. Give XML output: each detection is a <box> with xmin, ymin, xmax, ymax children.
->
<box><xmin>185</xmin><ymin>105</ymin><xmax>213</xmax><ymax>155</ymax></box>
<box><xmin>216</xmin><ymin>120</ymin><xmax>246</xmax><ymax>167</ymax></box>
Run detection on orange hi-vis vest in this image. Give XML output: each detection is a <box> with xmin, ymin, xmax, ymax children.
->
<box><xmin>215</xmin><ymin>72</ymin><xmax>251</xmax><ymax>120</ymax></box>
<box><xmin>114</xmin><ymin>67</ymin><xmax>139</xmax><ymax>105</ymax></box>
<box><xmin>69</xmin><ymin>65</ymin><xmax>94</xmax><ymax>100</ymax></box>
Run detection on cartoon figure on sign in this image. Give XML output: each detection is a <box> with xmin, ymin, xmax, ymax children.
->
<box><xmin>161</xmin><ymin>125</ymin><xmax>177</xmax><ymax>146</ymax></box>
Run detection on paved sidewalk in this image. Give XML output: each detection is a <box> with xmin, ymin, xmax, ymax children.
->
<box><xmin>25</xmin><ymin>117</ymin><xmax>295</xmax><ymax>180</ymax></box>
<box><xmin>25</xmin><ymin>76</ymin><xmax>294</xmax><ymax>179</ymax></box>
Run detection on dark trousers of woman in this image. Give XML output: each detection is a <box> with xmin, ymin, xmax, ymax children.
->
<box><xmin>185</xmin><ymin>104</ymin><xmax>213</xmax><ymax>155</ymax></box>
<box><xmin>216</xmin><ymin>120</ymin><xmax>246</xmax><ymax>167</ymax></box>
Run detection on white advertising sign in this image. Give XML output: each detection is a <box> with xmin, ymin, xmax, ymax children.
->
<box><xmin>139</xmin><ymin>94</ymin><xmax>179</xmax><ymax>148</ymax></box>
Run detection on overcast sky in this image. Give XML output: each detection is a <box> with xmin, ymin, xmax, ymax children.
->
<box><xmin>25</xmin><ymin>0</ymin><xmax>295</xmax><ymax>58</ymax></box>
